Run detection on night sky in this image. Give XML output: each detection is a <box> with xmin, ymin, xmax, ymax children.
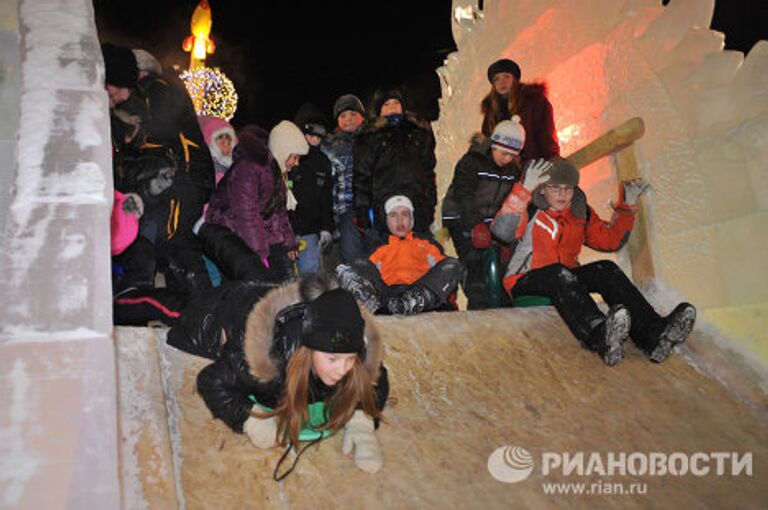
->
<box><xmin>93</xmin><ymin>0</ymin><xmax>767</xmax><ymax>130</ymax></box>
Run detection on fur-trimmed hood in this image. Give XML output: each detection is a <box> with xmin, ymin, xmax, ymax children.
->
<box><xmin>242</xmin><ymin>274</ymin><xmax>384</xmax><ymax>384</ymax></box>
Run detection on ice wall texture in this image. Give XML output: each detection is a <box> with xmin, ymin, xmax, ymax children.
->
<box><xmin>0</xmin><ymin>0</ymin><xmax>119</xmax><ymax>508</ymax></box>
<box><xmin>0</xmin><ymin>0</ymin><xmax>111</xmax><ymax>338</ymax></box>
<box><xmin>435</xmin><ymin>0</ymin><xmax>768</xmax><ymax>361</ymax></box>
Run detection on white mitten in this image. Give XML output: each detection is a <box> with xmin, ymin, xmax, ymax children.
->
<box><xmin>319</xmin><ymin>230</ymin><xmax>333</xmax><ymax>249</ymax></box>
<box><xmin>522</xmin><ymin>158</ymin><xmax>553</xmax><ymax>191</ymax></box>
<box><xmin>243</xmin><ymin>414</ymin><xmax>278</xmax><ymax>449</ymax></box>
<box><xmin>123</xmin><ymin>192</ymin><xmax>144</xmax><ymax>219</ymax></box>
<box><xmin>341</xmin><ymin>410</ymin><xmax>382</xmax><ymax>473</ymax></box>
<box><xmin>286</xmin><ymin>188</ymin><xmax>298</xmax><ymax>211</ymax></box>
<box><xmin>622</xmin><ymin>178</ymin><xmax>650</xmax><ymax>205</ymax></box>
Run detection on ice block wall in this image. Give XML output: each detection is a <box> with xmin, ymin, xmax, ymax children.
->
<box><xmin>0</xmin><ymin>0</ymin><xmax>119</xmax><ymax>508</ymax></box>
<box><xmin>434</xmin><ymin>0</ymin><xmax>768</xmax><ymax>363</ymax></box>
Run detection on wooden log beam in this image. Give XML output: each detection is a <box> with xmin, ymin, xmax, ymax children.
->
<box><xmin>615</xmin><ymin>145</ymin><xmax>655</xmax><ymax>284</ymax></box>
<box><xmin>566</xmin><ymin>117</ymin><xmax>645</xmax><ymax>169</ymax></box>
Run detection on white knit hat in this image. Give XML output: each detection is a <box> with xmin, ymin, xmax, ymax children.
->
<box><xmin>384</xmin><ymin>195</ymin><xmax>414</xmax><ymax>214</ymax></box>
<box><xmin>268</xmin><ymin>120</ymin><xmax>309</xmax><ymax>173</ymax></box>
<box><xmin>490</xmin><ymin>115</ymin><xmax>526</xmax><ymax>155</ymax></box>
<box><xmin>132</xmin><ymin>49</ymin><xmax>162</xmax><ymax>75</ymax></box>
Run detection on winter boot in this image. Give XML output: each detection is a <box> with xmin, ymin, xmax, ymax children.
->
<box><xmin>648</xmin><ymin>302</ymin><xmax>696</xmax><ymax>363</ymax></box>
<box><xmin>387</xmin><ymin>286</ymin><xmax>437</xmax><ymax>316</ymax></box>
<box><xmin>591</xmin><ymin>305</ymin><xmax>631</xmax><ymax>367</ymax></box>
<box><xmin>334</xmin><ymin>264</ymin><xmax>381</xmax><ymax>312</ymax></box>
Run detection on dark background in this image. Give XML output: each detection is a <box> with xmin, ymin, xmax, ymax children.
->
<box><xmin>93</xmin><ymin>0</ymin><xmax>767</xmax><ymax>130</ymax></box>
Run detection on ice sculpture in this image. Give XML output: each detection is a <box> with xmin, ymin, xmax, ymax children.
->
<box><xmin>434</xmin><ymin>0</ymin><xmax>768</xmax><ymax>362</ymax></box>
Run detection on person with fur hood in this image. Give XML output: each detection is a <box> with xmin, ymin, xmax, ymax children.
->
<box><xmin>353</xmin><ymin>88</ymin><xmax>437</xmax><ymax>247</ymax></box>
<box><xmin>116</xmin><ymin>274</ymin><xmax>389</xmax><ymax>476</ymax></box>
<box><xmin>204</xmin><ymin>121</ymin><xmax>308</xmax><ymax>282</ymax></box>
<box><xmin>442</xmin><ymin>117</ymin><xmax>527</xmax><ymax>309</ymax></box>
<box><xmin>197</xmin><ymin>115</ymin><xmax>238</xmax><ymax>183</ymax></box>
<box><xmin>490</xmin><ymin>157</ymin><xmax>696</xmax><ymax>366</ymax></box>
<box><xmin>481</xmin><ymin>58</ymin><xmax>560</xmax><ymax>162</ymax></box>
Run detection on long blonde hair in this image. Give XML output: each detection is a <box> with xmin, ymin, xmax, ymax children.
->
<box><xmin>252</xmin><ymin>346</ymin><xmax>382</xmax><ymax>447</ymax></box>
<box><xmin>481</xmin><ymin>80</ymin><xmax>522</xmax><ymax>137</ymax></box>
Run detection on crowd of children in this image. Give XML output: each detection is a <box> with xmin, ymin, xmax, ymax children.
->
<box><xmin>104</xmin><ymin>46</ymin><xmax>697</xmax><ymax>476</ymax></box>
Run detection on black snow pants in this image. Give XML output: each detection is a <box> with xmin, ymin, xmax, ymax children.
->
<box><xmin>512</xmin><ymin>260</ymin><xmax>662</xmax><ymax>352</ymax></box>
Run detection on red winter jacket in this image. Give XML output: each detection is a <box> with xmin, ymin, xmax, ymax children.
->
<box><xmin>490</xmin><ymin>183</ymin><xmax>637</xmax><ymax>295</ymax></box>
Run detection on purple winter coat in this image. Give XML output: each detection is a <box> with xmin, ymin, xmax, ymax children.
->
<box><xmin>205</xmin><ymin>125</ymin><xmax>296</xmax><ymax>259</ymax></box>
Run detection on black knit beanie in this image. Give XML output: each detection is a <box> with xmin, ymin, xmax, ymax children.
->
<box><xmin>301</xmin><ymin>288</ymin><xmax>365</xmax><ymax>354</ymax></box>
<box><xmin>374</xmin><ymin>88</ymin><xmax>405</xmax><ymax>116</ymax></box>
<box><xmin>487</xmin><ymin>58</ymin><xmax>521</xmax><ymax>83</ymax></box>
<box><xmin>101</xmin><ymin>43</ymin><xmax>139</xmax><ymax>88</ymax></box>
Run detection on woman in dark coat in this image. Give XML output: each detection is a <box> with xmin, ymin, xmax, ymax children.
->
<box><xmin>481</xmin><ymin>58</ymin><xmax>560</xmax><ymax>162</ymax></box>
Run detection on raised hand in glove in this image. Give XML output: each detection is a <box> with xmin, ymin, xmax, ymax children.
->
<box><xmin>522</xmin><ymin>158</ymin><xmax>554</xmax><ymax>191</ymax></box>
<box><xmin>471</xmin><ymin>222</ymin><xmax>492</xmax><ymax>249</ymax></box>
<box><xmin>621</xmin><ymin>178</ymin><xmax>650</xmax><ymax>206</ymax></box>
<box><xmin>319</xmin><ymin>230</ymin><xmax>333</xmax><ymax>249</ymax></box>
<box><xmin>122</xmin><ymin>192</ymin><xmax>144</xmax><ymax>219</ymax></box>
<box><xmin>243</xmin><ymin>413</ymin><xmax>278</xmax><ymax>449</ymax></box>
<box><xmin>342</xmin><ymin>410</ymin><xmax>382</xmax><ymax>474</ymax></box>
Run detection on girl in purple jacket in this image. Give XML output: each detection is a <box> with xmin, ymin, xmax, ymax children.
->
<box><xmin>205</xmin><ymin>121</ymin><xmax>308</xmax><ymax>281</ymax></box>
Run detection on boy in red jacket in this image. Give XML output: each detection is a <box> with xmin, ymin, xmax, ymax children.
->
<box><xmin>491</xmin><ymin>158</ymin><xmax>696</xmax><ymax>366</ymax></box>
<box><xmin>336</xmin><ymin>195</ymin><xmax>462</xmax><ymax>315</ymax></box>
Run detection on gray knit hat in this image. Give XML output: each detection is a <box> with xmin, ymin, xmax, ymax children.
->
<box><xmin>532</xmin><ymin>157</ymin><xmax>581</xmax><ymax>210</ymax></box>
<box><xmin>333</xmin><ymin>94</ymin><xmax>365</xmax><ymax>120</ymax></box>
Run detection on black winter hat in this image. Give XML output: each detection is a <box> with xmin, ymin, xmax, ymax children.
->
<box><xmin>301</xmin><ymin>288</ymin><xmax>365</xmax><ymax>354</ymax></box>
<box><xmin>101</xmin><ymin>43</ymin><xmax>139</xmax><ymax>88</ymax></box>
<box><xmin>293</xmin><ymin>102</ymin><xmax>328</xmax><ymax>138</ymax></box>
<box><xmin>332</xmin><ymin>94</ymin><xmax>365</xmax><ymax>120</ymax></box>
<box><xmin>373</xmin><ymin>88</ymin><xmax>405</xmax><ymax>116</ymax></box>
<box><xmin>487</xmin><ymin>58</ymin><xmax>521</xmax><ymax>83</ymax></box>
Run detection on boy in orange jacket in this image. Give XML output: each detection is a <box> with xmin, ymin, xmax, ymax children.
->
<box><xmin>336</xmin><ymin>195</ymin><xmax>462</xmax><ymax>315</ymax></box>
<box><xmin>491</xmin><ymin>158</ymin><xmax>696</xmax><ymax>366</ymax></box>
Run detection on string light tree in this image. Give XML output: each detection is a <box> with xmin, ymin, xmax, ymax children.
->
<box><xmin>179</xmin><ymin>0</ymin><xmax>238</xmax><ymax>121</ymax></box>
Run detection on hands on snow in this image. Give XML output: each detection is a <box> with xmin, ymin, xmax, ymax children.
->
<box><xmin>342</xmin><ymin>410</ymin><xmax>383</xmax><ymax>473</ymax></box>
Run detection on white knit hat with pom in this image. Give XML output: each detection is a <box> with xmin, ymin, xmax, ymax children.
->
<box><xmin>490</xmin><ymin>115</ymin><xmax>526</xmax><ymax>155</ymax></box>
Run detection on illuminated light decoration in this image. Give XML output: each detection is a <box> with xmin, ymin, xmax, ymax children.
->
<box><xmin>180</xmin><ymin>67</ymin><xmax>238</xmax><ymax>121</ymax></box>
<box><xmin>182</xmin><ymin>0</ymin><xmax>215</xmax><ymax>70</ymax></box>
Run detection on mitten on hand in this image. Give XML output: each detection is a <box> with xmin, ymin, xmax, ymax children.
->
<box><xmin>621</xmin><ymin>178</ymin><xmax>650</xmax><ymax>206</ymax></box>
<box><xmin>470</xmin><ymin>222</ymin><xmax>492</xmax><ymax>249</ymax></box>
<box><xmin>123</xmin><ymin>192</ymin><xmax>144</xmax><ymax>219</ymax></box>
<box><xmin>522</xmin><ymin>158</ymin><xmax>553</xmax><ymax>191</ymax></box>
<box><xmin>243</xmin><ymin>414</ymin><xmax>278</xmax><ymax>449</ymax></box>
<box><xmin>319</xmin><ymin>230</ymin><xmax>333</xmax><ymax>249</ymax></box>
<box><xmin>341</xmin><ymin>410</ymin><xmax>382</xmax><ymax>473</ymax></box>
